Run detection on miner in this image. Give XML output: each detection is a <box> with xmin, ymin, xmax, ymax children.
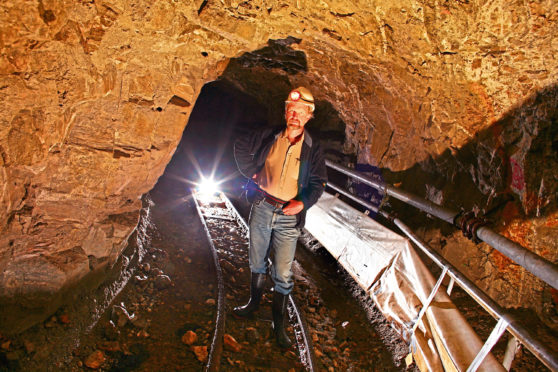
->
<box><xmin>233</xmin><ymin>86</ymin><xmax>327</xmax><ymax>348</ymax></box>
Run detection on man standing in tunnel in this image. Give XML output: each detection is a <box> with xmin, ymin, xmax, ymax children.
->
<box><xmin>233</xmin><ymin>87</ymin><xmax>327</xmax><ymax>348</ymax></box>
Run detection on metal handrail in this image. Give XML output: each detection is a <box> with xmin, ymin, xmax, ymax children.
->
<box><xmin>325</xmin><ymin>160</ymin><xmax>558</xmax><ymax>291</ymax></box>
<box><xmin>326</xmin><ymin>181</ymin><xmax>558</xmax><ymax>371</ymax></box>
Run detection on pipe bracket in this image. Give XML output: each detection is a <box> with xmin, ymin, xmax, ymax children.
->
<box><xmin>457</xmin><ymin>211</ymin><xmax>491</xmax><ymax>244</ymax></box>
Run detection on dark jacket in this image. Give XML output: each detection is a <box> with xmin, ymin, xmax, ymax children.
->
<box><xmin>234</xmin><ymin>125</ymin><xmax>327</xmax><ymax>228</ymax></box>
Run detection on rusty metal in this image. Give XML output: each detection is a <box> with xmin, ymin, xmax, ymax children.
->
<box><xmin>192</xmin><ymin>190</ymin><xmax>225</xmax><ymax>372</ymax></box>
<box><xmin>325</xmin><ymin>181</ymin><xmax>558</xmax><ymax>371</ymax></box>
<box><xmin>325</xmin><ymin>160</ymin><xmax>558</xmax><ymax>291</ymax></box>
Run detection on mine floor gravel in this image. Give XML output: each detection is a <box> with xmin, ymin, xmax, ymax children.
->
<box><xmin>0</xmin><ymin>171</ymin><xmax>551</xmax><ymax>371</ymax></box>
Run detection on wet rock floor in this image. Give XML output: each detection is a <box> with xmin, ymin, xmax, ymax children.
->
<box><xmin>69</xmin><ymin>187</ymin><xmax>220</xmax><ymax>371</ymax></box>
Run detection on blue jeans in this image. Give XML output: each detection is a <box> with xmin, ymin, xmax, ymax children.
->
<box><xmin>248</xmin><ymin>198</ymin><xmax>301</xmax><ymax>295</ymax></box>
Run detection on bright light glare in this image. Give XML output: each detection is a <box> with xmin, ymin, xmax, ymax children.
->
<box><xmin>198</xmin><ymin>177</ymin><xmax>219</xmax><ymax>196</ymax></box>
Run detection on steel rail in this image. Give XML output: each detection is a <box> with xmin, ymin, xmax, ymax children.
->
<box><xmin>192</xmin><ymin>191</ymin><xmax>225</xmax><ymax>372</ymax></box>
<box><xmin>222</xmin><ymin>195</ymin><xmax>317</xmax><ymax>371</ymax></box>
<box><xmin>287</xmin><ymin>293</ymin><xmax>318</xmax><ymax>371</ymax></box>
<box><xmin>325</xmin><ymin>160</ymin><xmax>558</xmax><ymax>291</ymax></box>
<box><xmin>327</xmin><ymin>182</ymin><xmax>558</xmax><ymax>371</ymax></box>
<box><xmin>196</xmin><ymin>191</ymin><xmax>316</xmax><ymax>371</ymax></box>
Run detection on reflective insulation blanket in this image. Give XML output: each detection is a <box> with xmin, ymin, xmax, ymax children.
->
<box><xmin>305</xmin><ymin>192</ymin><xmax>505</xmax><ymax>372</ymax></box>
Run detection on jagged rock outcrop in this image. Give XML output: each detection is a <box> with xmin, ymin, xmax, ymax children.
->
<box><xmin>0</xmin><ymin>0</ymin><xmax>556</xmax><ymax>332</ymax></box>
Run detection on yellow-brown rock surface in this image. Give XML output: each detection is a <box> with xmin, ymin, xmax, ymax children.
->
<box><xmin>0</xmin><ymin>0</ymin><xmax>556</xmax><ymax>332</ymax></box>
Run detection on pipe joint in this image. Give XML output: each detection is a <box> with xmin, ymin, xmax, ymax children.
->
<box><xmin>455</xmin><ymin>210</ymin><xmax>491</xmax><ymax>244</ymax></box>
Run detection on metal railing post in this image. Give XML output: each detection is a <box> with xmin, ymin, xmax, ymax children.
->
<box><xmin>325</xmin><ymin>160</ymin><xmax>558</xmax><ymax>291</ymax></box>
<box><xmin>411</xmin><ymin>267</ymin><xmax>448</xmax><ymax>333</ymax></box>
<box><xmin>467</xmin><ymin>318</ymin><xmax>509</xmax><ymax>372</ymax></box>
<box><xmin>324</xmin><ymin>181</ymin><xmax>558</xmax><ymax>371</ymax></box>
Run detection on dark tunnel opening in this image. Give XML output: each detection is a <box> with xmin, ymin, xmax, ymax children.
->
<box><xmin>162</xmin><ymin>80</ymin><xmax>268</xmax><ymax>201</ymax></box>
<box><xmin>150</xmin><ymin>73</ymin><xmax>557</xmax><ymax>372</ymax></box>
<box><xmin>159</xmin><ymin>74</ymin><xmax>352</xmax><ymax>213</ymax></box>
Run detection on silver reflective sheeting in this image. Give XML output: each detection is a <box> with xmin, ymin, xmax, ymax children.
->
<box><xmin>305</xmin><ymin>192</ymin><xmax>505</xmax><ymax>372</ymax></box>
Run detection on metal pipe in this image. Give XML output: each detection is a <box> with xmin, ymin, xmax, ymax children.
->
<box><xmin>476</xmin><ymin>227</ymin><xmax>558</xmax><ymax>289</ymax></box>
<box><xmin>326</xmin><ymin>160</ymin><xmax>456</xmax><ymax>223</ymax></box>
<box><xmin>327</xmin><ymin>182</ymin><xmax>379</xmax><ymax>213</ymax></box>
<box><xmin>393</xmin><ymin>215</ymin><xmax>558</xmax><ymax>371</ymax></box>
<box><xmin>325</xmin><ymin>184</ymin><xmax>558</xmax><ymax>370</ymax></box>
<box><xmin>325</xmin><ymin>160</ymin><xmax>558</xmax><ymax>291</ymax></box>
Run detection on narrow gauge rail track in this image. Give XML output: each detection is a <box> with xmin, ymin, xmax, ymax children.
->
<box><xmin>192</xmin><ymin>189</ymin><xmax>317</xmax><ymax>371</ymax></box>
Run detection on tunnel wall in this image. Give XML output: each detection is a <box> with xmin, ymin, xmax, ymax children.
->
<box><xmin>0</xmin><ymin>0</ymin><xmax>556</xmax><ymax>332</ymax></box>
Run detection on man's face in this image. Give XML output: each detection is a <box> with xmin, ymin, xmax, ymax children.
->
<box><xmin>285</xmin><ymin>102</ymin><xmax>312</xmax><ymax>131</ymax></box>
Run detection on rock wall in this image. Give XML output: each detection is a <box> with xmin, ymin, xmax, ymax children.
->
<box><xmin>0</xmin><ymin>0</ymin><xmax>556</xmax><ymax>332</ymax></box>
<box><xmin>383</xmin><ymin>84</ymin><xmax>557</xmax><ymax>324</ymax></box>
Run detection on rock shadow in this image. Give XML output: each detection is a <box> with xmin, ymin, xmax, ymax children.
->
<box><xmin>235</xmin><ymin>36</ymin><xmax>308</xmax><ymax>74</ymax></box>
<box><xmin>382</xmin><ymin>83</ymin><xmax>557</xmax><ymax>225</ymax></box>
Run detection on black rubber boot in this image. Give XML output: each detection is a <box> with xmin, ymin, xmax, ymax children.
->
<box><xmin>272</xmin><ymin>291</ymin><xmax>292</xmax><ymax>349</ymax></box>
<box><xmin>233</xmin><ymin>273</ymin><xmax>266</xmax><ymax>318</ymax></box>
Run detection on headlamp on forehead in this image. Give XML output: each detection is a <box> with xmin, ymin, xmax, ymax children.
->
<box><xmin>289</xmin><ymin>90</ymin><xmax>301</xmax><ymax>101</ymax></box>
<box><xmin>286</xmin><ymin>87</ymin><xmax>315</xmax><ymax>112</ymax></box>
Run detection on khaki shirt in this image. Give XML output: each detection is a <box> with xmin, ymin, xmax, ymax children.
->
<box><xmin>256</xmin><ymin>130</ymin><xmax>303</xmax><ymax>201</ymax></box>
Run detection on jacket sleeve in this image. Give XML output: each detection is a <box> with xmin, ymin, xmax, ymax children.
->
<box><xmin>233</xmin><ymin>131</ymin><xmax>260</xmax><ymax>179</ymax></box>
<box><xmin>300</xmin><ymin>141</ymin><xmax>327</xmax><ymax>210</ymax></box>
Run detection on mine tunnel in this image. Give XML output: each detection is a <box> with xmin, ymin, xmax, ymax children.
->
<box><xmin>1</xmin><ymin>1</ymin><xmax>558</xmax><ymax>371</ymax></box>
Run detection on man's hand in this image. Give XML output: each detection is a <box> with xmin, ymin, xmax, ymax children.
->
<box><xmin>282</xmin><ymin>200</ymin><xmax>304</xmax><ymax>215</ymax></box>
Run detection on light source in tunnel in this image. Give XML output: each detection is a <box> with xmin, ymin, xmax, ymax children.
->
<box><xmin>196</xmin><ymin>176</ymin><xmax>220</xmax><ymax>202</ymax></box>
<box><xmin>199</xmin><ymin>177</ymin><xmax>219</xmax><ymax>194</ymax></box>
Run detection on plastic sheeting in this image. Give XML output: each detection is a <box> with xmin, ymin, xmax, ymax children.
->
<box><xmin>305</xmin><ymin>192</ymin><xmax>505</xmax><ymax>372</ymax></box>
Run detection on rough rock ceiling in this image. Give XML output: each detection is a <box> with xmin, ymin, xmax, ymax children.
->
<box><xmin>0</xmin><ymin>0</ymin><xmax>556</xmax><ymax>332</ymax></box>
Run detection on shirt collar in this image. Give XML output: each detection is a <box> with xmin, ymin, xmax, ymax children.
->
<box><xmin>281</xmin><ymin>129</ymin><xmax>305</xmax><ymax>144</ymax></box>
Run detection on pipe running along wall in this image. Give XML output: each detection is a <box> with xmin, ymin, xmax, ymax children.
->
<box><xmin>324</xmin><ymin>181</ymin><xmax>558</xmax><ymax>371</ymax></box>
<box><xmin>324</xmin><ymin>160</ymin><xmax>558</xmax><ymax>291</ymax></box>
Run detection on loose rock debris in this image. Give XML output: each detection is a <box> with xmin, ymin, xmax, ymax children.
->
<box><xmin>0</xmin><ymin>178</ymin><xmax>415</xmax><ymax>371</ymax></box>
